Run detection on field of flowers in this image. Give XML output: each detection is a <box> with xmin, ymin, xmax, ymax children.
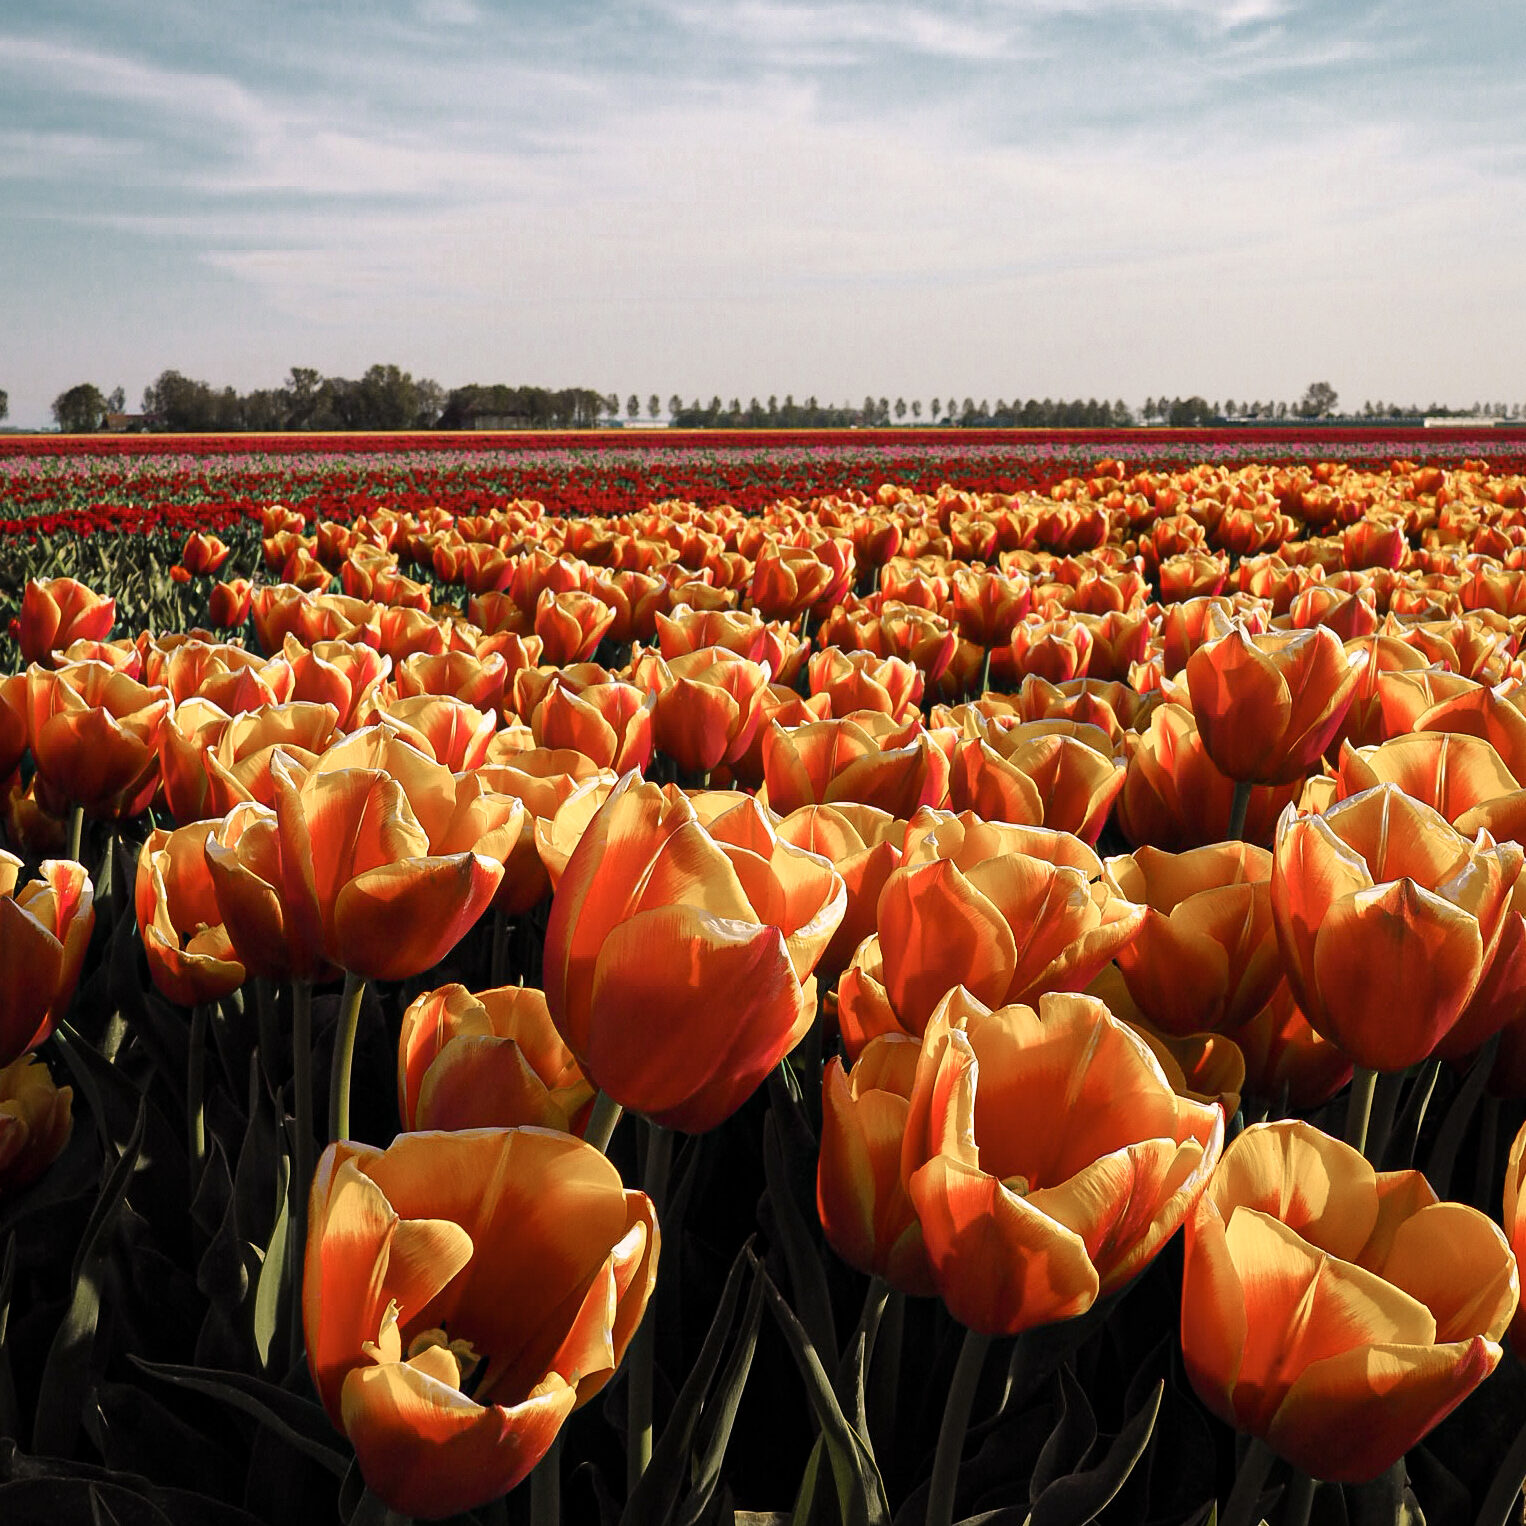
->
<box><xmin>4</xmin><ymin>428</ymin><xmax>1526</xmax><ymax>1526</ymax></box>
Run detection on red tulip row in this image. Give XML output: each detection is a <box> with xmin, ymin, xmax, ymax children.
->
<box><xmin>4</xmin><ymin>449</ymin><xmax>1526</xmax><ymax>1522</ymax></box>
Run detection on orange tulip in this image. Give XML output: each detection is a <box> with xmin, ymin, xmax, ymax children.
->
<box><xmin>24</xmin><ymin>661</ymin><xmax>171</xmax><ymax>819</ymax></box>
<box><xmin>0</xmin><ymin>672</ymin><xmax>26</xmax><ymax>781</ymax></box>
<box><xmin>836</xmin><ymin>829</ymin><xmax>1144</xmax><ymax>1059</ymax></box>
<box><xmin>10</xmin><ymin>577</ymin><xmax>115</xmax><ymax>665</ymax></box>
<box><xmin>1271</xmin><ymin>783</ymin><xmax>1524</xmax><ymax>1070</ymax></box>
<box><xmin>903</xmin><ymin>987</ymin><xmax>1222</xmax><ymax>1334</ymax></box>
<box><xmin>543</xmin><ymin>774</ymin><xmax>845</xmax><ymax>1132</ymax></box>
<box><xmin>950</xmin><ymin>568</ymin><xmax>1031</xmax><ymax>648</ymax></box>
<box><xmin>1103</xmin><ymin>842</ymin><xmax>1280</xmax><ymax>1036</ymax></box>
<box><xmin>1504</xmin><ymin>1119</ymin><xmax>1526</xmax><ymax>1358</ymax></box>
<box><xmin>134</xmin><ymin>822</ymin><xmax>246</xmax><ymax>1007</ymax></box>
<box><xmin>761</xmin><ymin>715</ymin><xmax>950</xmax><ymax>818</ymax></box>
<box><xmin>1232</xmin><ymin>981</ymin><xmax>1353</xmax><ymax>1109</ymax></box>
<box><xmin>808</xmin><ymin>648</ymin><xmax>922</xmax><ymax>720</ymax></box>
<box><xmin>534</xmin><ymin>588</ymin><xmax>616</xmax><ymax>666</ymax></box>
<box><xmin>304</xmin><ymin>1130</ymin><xmax>657</xmax><ymax>1519</ymax></box>
<box><xmin>644</xmin><ymin>646</ymin><xmax>773</xmax><ymax>775</ymax></box>
<box><xmin>208</xmin><ymin>577</ymin><xmax>254</xmax><ymax>629</ymax></box>
<box><xmin>397</xmin><ymin>983</ymin><xmax>594</xmax><ymax>1135</ymax></box>
<box><xmin>0</xmin><ymin>854</ymin><xmax>94</xmax><ymax>1066</ymax></box>
<box><xmin>207</xmin><ymin>748</ymin><xmax>522</xmax><ymax>982</ymax></box>
<box><xmin>180</xmin><ymin>531</ymin><xmax>232</xmax><ymax>577</ymax></box>
<box><xmin>1182</xmin><ymin>1120</ymin><xmax>1516</xmax><ymax>1483</ymax></box>
<box><xmin>0</xmin><ymin>1053</ymin><xmax>73</xmax><ymax>1197</ymax></box>
<box><xmin>1186</xmin><ymin>624</ymin><xmax>1363</xmax><ymax>786</ymax></box>
<box><xmin>282</xmin><ymin>635</ymin><xmax>391</xmax><ymax>730</ymax></box>
<box><xmin>818</xmin><ymin>1034</ymin><xmax>937</xmax><ymax>1296</ymax></box>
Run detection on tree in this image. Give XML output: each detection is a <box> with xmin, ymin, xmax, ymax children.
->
<box><xmin>668</xmin><ymin>394</ymin><xmax>683</xmax><ymax>419</ymax></box>
<box><xmin>911</xmin><ymin>400</ymin><xmax>921</xmax><ymax>420</ymax></box>
<box><xmin>1297</xmin><ymin>381</ymin><xmax>1338</xmax><ymax>419</ymax></box>
<box><xmin>106</xmin><ymin>386</ymin><xmax>126</xmax><ymax>414</ymax></box>
<box><xmin>53</xmin><ymin>383</ymin><xmax>108</xmax><ymax>433</ymax></box>
<box><xmin>895</xmin><ymin>398</ymin><xmax>906</xmax><ymax>422</ymax></box>
<box><xmin>931</xmin><ymin>398</ymin><xmax>941</xmax><ymax>421</ymax></box>
<box><xmin>0</xmin><ymin>390</ymin><xmax>7</xmax><ymax>423</ymax></box>
<box><xmin>626</xmin><ymin>394</ymin><xmax>640</xmax><ymax>420</ymax></box>
<box><xmin>647</xmin><ymin>394</ymin><xmax>661</xmax><ymax>420</ymax></box>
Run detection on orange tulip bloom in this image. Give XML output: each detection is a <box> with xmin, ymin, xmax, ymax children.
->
<box><xmin>761</xmin><ymin>715</ymin><xmax>950</xmax><ymax>818</ymax></box>
<box><xmin>1103</xmin><ymin>843</ymin><xmax>1280</xmax><ymax>1036</ymax></box>
<box><xmin>207</xmin><ymin>749</ymin><xmax>522</xmax><ymax>982</ymax></box>
<box><xmin>836</xmin><ymin>831</ymin><xmax>1144</xmax><ymax>1059</ymax></box>
<box><xmin>644</xmin><ymin>646</ymin><xmax>774</xmax><ymax>775</ymax></box>
<box><xmin>903</xmin><ymin>988</ymin><xmax>1222</xmax><ymax>1334</ymax></box>
<box><xmin>1271</xmin><ymin>784</ymin><xmax>1524</xmax><ymax>1070</ymax></box>
<box><xmin>1007</xmin><ymin>617</ymin><xmax>1093</xmax><ymax>685</ymax></box>
<box><xmin>10</xmin><ymin>577</ymin><xmax>115</xmax><ymax>665</ymax></box>
<box><xmin>1186</xmin><ymin>624</ymin><xmax>1363</xmax><ymax>786</ymax></box>
<box><xmin>543</xmin><ymin>774</ymin><xmax>845</xmax><ymax>1132</ymax></box>
<box><xmin>24</xmin><ymin>662</ymin><xmax>171</xmax><ymax>820</ymax></box>
<box><xmin>534</xmin><ymin>588</ymin><xmax>616</xmax><ymax>666</ymax></box>
<box><xmin>0</xmin><ymin>854</ymin><xmax>94</xmax><ymax>1066</ymax></box>
<box><xmin>0</xmin><ymin>673</ymin><xmax>26</xmax><ymax>781</ymax></box>
<box><xmin>818</xmin><ymin>1034</ymin><xmax>937</xmax><ymax>1296</ymax></box>
<box><xmin>1182</xmin><ymin>1120</ymin><xmax>1516</xmax><ymax>1483</ymax></box>
<box><xmin>950</xmin><ymin>568</ymin><xmax>1031</xmax><ymax>648</ymax></box>
<box><xmin>0</xmin><ymin>1053</ymin><xmax>74</xmax><ymax>1198</ymax></box>
<box><xmin>397</xmin><ymin>983</ymin><xmax>594</xmax><ymax>1135</ymax></box>
<box><xmin>180</xmin><ymin>531</ymin><xmax>232</xmax><ymax>577</ymax></box>
<box><xmin>807</xmin><ymin>648</ymin><xmax>922</xmax><ymax>720</ymax></box>
<box><xmin>208</xmin><ymin>578</ymin><xmax>254</xmax><ymax>629</ymax></box>
<box><xmin>304</xmin><ymin>1130</ymin><xmax>657</xmax><ymax>1519</ymax></box>
<box><xmin>134</xmin><ymin>822</ymin><xmax>246</xmax><ymax>1007</ymax></box>
<box><xmin>281</xmin><ymin>635</ymin><xmax>391</xmax><ymax>730</ymax></box>
<box><xmin>1232</xmin><ymin>982</ymin><xmax>1352</xmax><ymax>1109</ymax></box>
<box><xmin>528</xmin><ymin>678</ymin><xmax>654</xmax><ymax>775</ymax></box>
<box><xmin>1504</xmin><ymin>1119</ymin><xmax>1526</xmax><ymax>1358</ymax></box>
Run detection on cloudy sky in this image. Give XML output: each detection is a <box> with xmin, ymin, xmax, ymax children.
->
<box><xmin>2</xmin><ymin>0</ymin><xmax>1523</xmax><ymax>427</ymax></box>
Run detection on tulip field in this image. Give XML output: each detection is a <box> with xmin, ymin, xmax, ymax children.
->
<box><xmin>7</xmin><ymin>426</ymin><xmax>1526</xmax><ymax>1525</ymax></box>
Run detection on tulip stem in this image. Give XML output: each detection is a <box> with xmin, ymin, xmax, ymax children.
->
<box><xmin>1344</xmin><ymin>1066</ymin><xmax>1378</xmax><ymax>1158</ymax></box>
<box><xmin>187</xmin><ymin>1003</ymin><xmax>208</xmax><ymax>1185</ymax></box>
<box><xmin>978</xmin><ymin>644</ymin><xmax>993</xmax><ymax>699</ymax></box>
<box><xmin>67</xmin><ymin>804</ymin><xmax>84</xmax><ymax>863</ymax></box>
<box><xmin>1227</xmin><ymin>779</ymin><xmax>1253</xmax><ymax>842</ymax></box>
<box><xmin>627</xmin><ymin>1122</ymin><xmax>672</xmax><ymax>1497</ymax></box>
<box><xmin>867</xmin><ymin>1285</ymin><xmax>904</xmax><ymax>1459</ymax></box>
<box><xmin>925</xmin><ymin>1327</ymin><xmax>992</xmax><ymax>1526</ymax></box>
<box><xmin>327</xmin><ymin>971</ymin><xmax>367</xmax><ymax>1145</ymax></box>
<box><xmin>584</xmin><ymin>1091</ymin><xmax>624</xmax><ymax>1155</ymax></box>
<box><xmin>529</xmin><ymin>1431</ymin><xmax>562</xmax><ymax>1526</ymax></box>
<box><xmin>290</xmin><ymin>978</ymin><xmax>314</xmax><ymax>1369</ymax></box>
<box><xmin>1365</xmin><ymin>1067</ymin><xmax>1404</xmax><ymax>1168</ymax></box>
<box><xmin>1221</xmin><ymin>1436</ymin><xmax>1277</xmax><ymax>1526</ymax></box>
<box><xmin>1282</xmin><ymin>1470</ymin><xmax>1318</xmax><ymax>1526</ymax></box>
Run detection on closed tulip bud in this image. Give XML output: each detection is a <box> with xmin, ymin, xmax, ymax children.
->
<box><xmin>10</xmin><ymin>577</ymin><xmax>115</xmax><ymax>666</ymax></box>
<box><xmin>135</xmin><ymin>822</ymin><xmax>245</xmax><ymax>1007</ymax></box>
<box><xmin>0</xmin><ymin>854</ymin><xmax>94</xmax><ymax>1066</ymax></box>
<box><xmin>209</xmin><ymin>578</ymin><xmax>254</xmax><ymax>629</ymax></box>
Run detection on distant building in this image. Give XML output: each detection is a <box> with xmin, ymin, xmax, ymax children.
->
<box><xmin>104</xmin><ymin>412</ymin><xmax>146</xmax><ymax>432</ymax></box>
<box><xmin>1424</xmin><ymin>416</ymin><xmax>1499</xmax><ymax>428</ymax></box>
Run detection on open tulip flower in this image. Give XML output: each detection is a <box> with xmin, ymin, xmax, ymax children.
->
<box><xmin>207</xmin><ymin>748</ymin><xmax>522</xmax><ymax>982</ymax></box>
<box><xmin>10</xmin><ymin>576</ymin><xmax>115</xmax><ymax>666</ymax></box>
<box><xmin>1182</xmin><ymin>1120</ymin><xmax>1517</xmax><ymax>1483</ymax></box>
<box><xmin>305</xmin><ymin>1129</ymin><xmax>658</xmax><ymax>1520</ymax></box>
<box><xmin>397</xmin><ymin>982</ymin><xmax>594</xmax><ymax>1135</ymax></box>
<box><xmin>134</xmin><ymin>821</ymin><xmax>246</xmax><ymax>1007</ymax></box>
<box><xmin>543</xmin><ymin>772</ymin><xmax>845</xmax><ymax>1132</ymax></box>
<box><xmin>0</xmin><ymin>853</ymin><xmax>94</xmax><ymax>1066</ymax></box>
<box><xmin>0</xmin><ymin>1052</ymin><xmax>74</xmax><ymax>1197</ymax></box>
<box><xmin>24</xmin><ymin>661</ymin><xmax>171</xmax><ymax>820</ymax></box>
<box><xmin>1103</xmin><ymin>842</ymin><xmax>1281</xmax><ymax>1036</ymax></box>
<box><xmin>1185</xmin><ymin>623</ymin><xmax>1363</xmax><ymax>786</ymax></box>
<box><xmin>1271</xmin><ymin>783</ymin><xmax>1524</xmax><ymax>1071</ymax></box>
<box><xmin>902</xmin><ymin>987</ymin><xmax>1223</xmax><ymax>1335</ymax></box>
<box><xmin>836</xmin><ymin>830</ymin><xmax>1144</xmax><ymax>1060</ymax></box>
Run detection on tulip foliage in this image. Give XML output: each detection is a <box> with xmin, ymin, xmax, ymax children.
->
<box><xmin>3</xmin><ymin>432</ymin><xmax>1526</xmax><ymax>1525</ymax></box>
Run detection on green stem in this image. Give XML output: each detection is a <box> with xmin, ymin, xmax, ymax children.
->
<box><xmin>1221</xmin><ymin>1436</ymin><xmax>1277</xmax><ymax>1526</ymax></box>
<box><xmin>626</xmin><ymin>1123</ymin><xmax>673</xmax><ymax>1496</ymax></box>
<box><xmin>925</xmin><ymin>1327</ymin><xmax>993</xmax><ymax>1526</ymax></box>
<box><xmin>349</xmin><ymin>1486</ymin><xmax>411</xmax><ymax>1526</ymax></box>
<box><xmin>1344</xmin><ymin>1066</ymin><xmax>1378</xmax><ymax>1158</ymax></box>
<box><xmin>583</xmin><ymin>1090</ymin><xmax>624</xmax><ymax>1155</ymax></box>
<box><xmin>290</xmin><ymin>978</ymin><xmax>314</xmax><ymax>1369</ymax></box>
<box><xmin>867</xmin><ymin>1286</ymin><xmax>904</xmax><ymax>1459</ymax></box>
<box><xmin>1228</xmin><ymin>779</ymin><xmax>1253</xmax><ymax>842</ymax></box>
<box><xmin>1365</xmin><ymin>1067</ymin><xmax>1405</xmax><ymax>1168</ymax></box>
<box><xmin>529</xmin><ymin>1431</ymin><xmax>562</xmax><ymax>1526</ymax></box>
<box><xmin>67</xmin><ymin>804</ymin><xmax>84</xmax><ymax>864</ymax></box>
<box><xmin>1282</xmin><ymin>1470</ymin><xmax>1318</xmax><ymax>1526</ymax></box>
<box><xmin>327</xmin><ymin>971</ymin><xmax>367</xmax><ymax>1144</ymax></box>
<box><xmin>187</xmin><ymin>1003</ymin><xmax>208</xmax><ymax>1183</ymax></box>
<box><xmin>978</xmin><ymin>644</ymin><xmax>993</xmax><ymax>700</ymax></box>
<box><xmin>254</xmin><ymin>977</ymin><xmax>278</xmax><ymax>1086</ymax></box>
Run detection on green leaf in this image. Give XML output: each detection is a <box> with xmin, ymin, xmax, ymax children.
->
<box><xmin>1025</xmin><ymin>1380</ymin><xmax>1162</xmax><ymax>1526</ymax></box>
<box><xmin>763</xmin><ymin>1072</ymin><xmax>836</xmax><ymax>1363</ymax></box>
<box><xmin>754</xmin><ymin>1259</ymin><xmax>889</xmax><ymax>1526</ymax></box>
<box><xmin>252</xmin><ymin>1145</ymin><xmax>292</xmax><ymax>1372</ymax></box>
<box><xmin>33</xmin><ymin>1093</ymin><xmax>147</xmax><ymax>1458</ymax></box>
<box><xmin>128</xmin><ymin>1357</ymin><xmax>349</xmax><ymax>1479</ymax></box>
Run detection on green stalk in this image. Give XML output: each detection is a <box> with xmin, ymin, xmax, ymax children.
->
<box><xmin>67</xmin><ymin>804</ymin><xmax>85</xmax><ymax>864</ymax></box>
<box><xmin>1227</xmin><ymin>779</ymin><xmax>1253</xmax><ymax>842</ymax></box>
<box><xmin>626</xmin><ymin>1122</ymin><xmax>673</xmax><ymax>1496</ymax></box>
<box><xmin>1344</xmin><ymin>1066</ymin><xmax>1378</xmax><ymax>1158</ymax></box>
<box><xmin>867</xmin><ymin>1287</ymin><xmax>904</xmax><ymax>1458</ymax></box>
<box><xmin>583</xmin><ymin>1091</ymin><xmax>624</xmax><ymax>1155</ymax></box>
<box><xmin>327</xmin><ymin>971</ymin><xmax>368</xmax><ymax>1144</ymax></box>
<box><xmin>529</xmin><ymin>1431</ymin><xmax>562</xmax><ymax>1526</ymax></box>
<box><xmin>187</xmin><ymin>1003</ymin><xmax>208</xmax><ymax>1184</ymax></box>
<box><xmin>978</xmin><ymin>644</ymin><xmax>994</xmax><ymax>699</ymax></box>
<box><xmin>1365</xmin><ymin>1067</ymin><xmax>1405</xmax><ymax>1168</ymax></box>
<box><xmin>924</xmin><ymin>1327</ymin><xmax>992</xmax><ymax>1526</ymax></box>
<box><xmin>1221</xmin><ymin>1436</ymin><xmax>1277</xmax><ymax>1526</ymax></box>
<box><xmin>1282</xmin><ymin>1470</ymin><xmax>1318</xmax><ymax>1526</ymax></box>
<box><xmin>289</xmin><ymin>978</ymin><xmax>315</xmax><ymax>1369</ymax></box>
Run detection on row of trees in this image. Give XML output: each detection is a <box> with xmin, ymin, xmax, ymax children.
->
<box><xmin>32</xmin><ymin>373</ymin><xmax>1526</xmax><ymax>433</ymax></box>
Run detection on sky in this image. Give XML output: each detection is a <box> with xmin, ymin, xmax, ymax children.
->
<box><xmin>2</xmin><ymin>0</ymin><xmax>1524</xmax><ymax>428</ymax></box>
